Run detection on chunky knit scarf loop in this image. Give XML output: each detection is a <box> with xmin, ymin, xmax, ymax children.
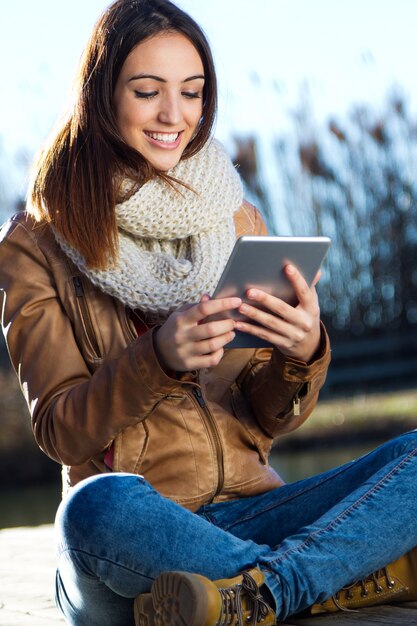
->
<box><xmin>55</xmin><ymin>139</ymin><xmax>243</xmax><ymax>322</ymax></box>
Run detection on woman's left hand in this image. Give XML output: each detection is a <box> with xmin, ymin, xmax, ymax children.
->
<box><xmin>234</xmin><ymin>264</ymin><xmax>321</xmax><ymax>362</ymax></box>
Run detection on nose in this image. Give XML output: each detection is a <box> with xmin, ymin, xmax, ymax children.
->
<box><xmin>157</xmin><ymin>92</ymin><xmax>182</xmax><ymax>126</ymax></box>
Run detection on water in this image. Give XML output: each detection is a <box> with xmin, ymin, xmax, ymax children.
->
<box><xmin>0</xmin><ymin>442</ymin><xmax>379</xmax><ymax>529</ymax></box>
<box><xmin>269</xmin><ymin>443</ymin><xmax>378</xmax><ymax>484</ymax></box>
<box><xmin>1</xmin><ymin>483</ymin><xmax>61</xmax><ymax>529</ymax></box>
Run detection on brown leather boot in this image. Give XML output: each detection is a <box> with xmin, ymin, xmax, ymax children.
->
<box><xmin>134</xmin><ymin>567</ymin><xmax>277</xmax><ymax>625</ymax></box>
<box><xmin>311</xmin><ymin>547</ymin><xmax>417</xmax><ymax>614</ymax></box>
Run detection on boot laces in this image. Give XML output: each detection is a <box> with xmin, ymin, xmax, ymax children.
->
<box><xmin>217</xmin><ymin>571</ymin><xmax>271</xmax><ymax>625</ymax></box>
<box><xmin>332</xmin><ymin>567</ymin><xmax>395</xmax><ymax>612</ymax></box>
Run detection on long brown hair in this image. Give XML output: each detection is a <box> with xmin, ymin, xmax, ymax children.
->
<box><xmin>28</xmin><ymin>0</ymin><xmax>218</xmax><ymax>268</ymax></box>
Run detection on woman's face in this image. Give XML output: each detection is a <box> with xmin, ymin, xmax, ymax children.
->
<box><xmin>113</xmin><ymin>32</ymin><xmax>205</xmax><ymax>171</ymax></box>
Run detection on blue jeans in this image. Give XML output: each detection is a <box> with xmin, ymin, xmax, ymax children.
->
<box><xmin>55</xmin><ymin>431</ymin><xmax>417</xmax><ymax>624</ymax></box>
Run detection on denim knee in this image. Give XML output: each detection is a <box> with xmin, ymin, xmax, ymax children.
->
<box><xmin>55</xmin><ymin>473</ymin><xmax>149</xmax><ymax>551</ymax></box>
<box><xmin>381</xmin><ymin>430</ymin><xmax>417</xmax><ymax>458</ymax></box>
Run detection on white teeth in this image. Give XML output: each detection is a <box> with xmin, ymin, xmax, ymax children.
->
<box><xmin>147</xmin><ymin>132</ymin><xmax>179</xmax><ymax>143</ymax></box>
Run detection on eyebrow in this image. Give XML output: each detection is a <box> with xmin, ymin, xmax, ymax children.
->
<box><xmin>128</xmin><ymin>73</ymin><xmax>205</xmax><ymax>83</ymax></box>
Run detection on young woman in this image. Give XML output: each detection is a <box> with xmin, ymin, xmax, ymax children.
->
<box><xmin>1</xmin><ymin>1</ymin><xmax>417</xmax><ymax>624</ymax></box>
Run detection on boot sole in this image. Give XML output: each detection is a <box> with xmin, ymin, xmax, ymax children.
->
<box><xmin>149</xmin><ymin>571</ymin><xmax>212</xmax><ymax>626</ymax></box>
<box><xmin>134</xmin><ymin>593</ymin><xmax>155</xmax><ymax>626</ymax></box>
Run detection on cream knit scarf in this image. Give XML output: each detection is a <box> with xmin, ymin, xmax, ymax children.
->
<box><xmin>56</xmin><ymin>139</ymin><xmax>243</xmax><ymax>322</ymax></box>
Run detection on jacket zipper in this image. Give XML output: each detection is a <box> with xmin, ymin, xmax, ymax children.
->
<box><xmin>292</xmin><ymin>381</ymin><xmax>311</xmax><ymax>416</ymax></box>
<box><xmin>73</xmin><ymin>276</ymin><xmax>102</xmax><ymax>358</ymax></box>
<box><xmin>191</xmin><ymin>384</ymin><xmax>225</xmax><ymax>497</ymax></box>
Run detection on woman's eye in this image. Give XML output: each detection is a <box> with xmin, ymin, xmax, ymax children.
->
<box><xmin>134</xmin><ymin>91</ymin><xmax>158</xmax><ymax>100</ymax></box>
<box><xmin>182</xmin><ymin>92</ymin><xmax>202</xmax><ymax>99</ymax></box>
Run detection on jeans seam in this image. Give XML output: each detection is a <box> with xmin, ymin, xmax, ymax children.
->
<box><xmin>223</xmin><ymin>461</ymin><xmax>356</xmax><ymax>531</ymax></box>
<box><xmin>59</xmin><ymin>547</ymin><xmax>154</xmax><ymax>582</ymax></box>
<box><xmin>224</xmin><ymin>433</ymin><xmax>417</xmax><ymax>532</ymax></box>
<box><xmin>268</xmin><ymin>446</ymin><xmax>417</xmax><ymax>566</ymax></box>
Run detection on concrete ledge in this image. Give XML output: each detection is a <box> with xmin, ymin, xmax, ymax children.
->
<box><xmin>3</xmin><ymin>524</ymin><xmax>417</xmax><ymax>625</ymax></box>
<box><xmin>0</xmin><ymin>524</ymin><xmax>64</xmax><ymax>625</ymax></box>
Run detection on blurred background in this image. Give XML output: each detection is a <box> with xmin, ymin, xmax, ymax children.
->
<box><xmin>1</xmin><ymin>0</ymin><xmax>417</xmax><ymax>528</ymax></box>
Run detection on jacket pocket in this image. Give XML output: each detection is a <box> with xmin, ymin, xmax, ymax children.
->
<box><xmin>112</xmin><ymin>420</ymin><xmax>150</xmax><ymax>474</ymax></box>
<box><xmin>230</xmin><ymin>383</ymin><xmax>273</xmax><ymax>464</ymax></box>
<box><xmin>72</xmin><ymin>275</ymin><xmax>102</xmax><ymax>360</ymax></box>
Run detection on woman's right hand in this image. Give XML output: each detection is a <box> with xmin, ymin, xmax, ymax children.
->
<box><xmin>154</xmin><ymin>296</ymin><xmax>241</xmax><ymax>372</ymax></box>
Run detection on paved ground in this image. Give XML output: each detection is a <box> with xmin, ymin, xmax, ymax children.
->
<box><xmin>3</xmin><ymin>524</ymin><xmax>417</xmax><ymax>625</ymax></box>
<box><xmin>0</xmin><ymin>524</ymin><xmax>64</xmax><ymax>625</ymax></box>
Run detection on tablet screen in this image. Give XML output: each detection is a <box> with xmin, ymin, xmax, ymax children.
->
<box><xmin>210</xmin><ymin>235</ymin><xmax>331</xmax><ymax>348</ymax></box>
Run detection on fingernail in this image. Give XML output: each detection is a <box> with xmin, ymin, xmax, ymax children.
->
<box><xmin>247</xmin><ymin>289</ymin><xmax>258</xmax><ymax>298</ymax></box>
<box><xmin>286</xmin><ymin>264</ymin><xmax>295</xmax><ymax>275</ymax></box>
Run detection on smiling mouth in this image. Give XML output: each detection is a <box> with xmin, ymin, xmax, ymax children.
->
<box><xmin>144</xmin><ymin>131</ymin><xmax>182</xmax><ymax>144</ymax></box>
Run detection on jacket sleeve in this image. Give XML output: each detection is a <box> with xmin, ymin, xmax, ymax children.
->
<box><xmin>0</xmin><ymin>218</ymin><xmax>182</xmax><ymax>466</ymax></box>
<box><xmin>235</xmin><ymin>204</ymin><xmax>331</xmax><ymax>437</ymax></box>
<box><xmin>237</xmin><ymin>324</ymin><xmax>330</xmax><ymax>438</ymax></box>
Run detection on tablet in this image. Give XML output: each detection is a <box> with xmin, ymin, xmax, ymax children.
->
<box><xmin>209</xmin><ymin>235</ymin><xmax>331</xmax><ymax>349</ymax></box>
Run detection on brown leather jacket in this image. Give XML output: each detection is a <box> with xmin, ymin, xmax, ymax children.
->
<box><xmin>0</xmin><ymin>203</ymin><xmax>330</xmax><ymax>511</ymax></box>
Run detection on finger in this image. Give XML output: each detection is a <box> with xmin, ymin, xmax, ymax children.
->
<box><xmin>184</xmin><ymin>329</ymin><xmax>236</xmax><ymax>363</ymax></box>
<box><xmin>234</xmin><ymin>318</ymin><xmax>292</xmax><ymax>349</ymax></box>
<box><xmin>235</xmin><ymin>317</ymin><xmax>316</xmax><ymax>359</ymax></box>
<box><xmin>239</xmin><ymin>300</ymin><xmax>291</xmax><ymax>334</ymax></box>
<box><xmin>284</xmin><ymin>264</ymin><xmax>314</xmax><ymax>307</ymax></box>
<box><xmin>194</xmin><ymin>330</ymin><xmax>236</xmax><ymax>356</ymax></box>
<box><xmin>312</xmin><ymin>270</ymin><xmax>321</xmax><ymax>287</ymax></box>
<box><xmin>244</xmin><ymin>289</ymin><xmax>295</xmax><ymax>323</ymax></box>
<box><xmin>242</xmin><ymin>286</ymin><xmax>320</xmax><ymax>335</ymax></box>
<box><xmin>198</xmin><ymin>293</ymin><xmax>211</xmax><ymax>324</ymax></box>
<box><xmin>186</xmin><ymin>346</ymin><xmax>228</xmax><ymax>370</ymax></box>
<box><xmin>192</xmin><ymin>317</ymin><xmax>236</xmax><ymax>341</ymax></box>
<box><xmin>187</xmin><ymin>296</ymin><xmax>242</xmax><ymax>324</ymax></box>
<box><xmin>242</xmin><ymin>294</ymin><xmax>319</xmax><ymax>337</ymax></box>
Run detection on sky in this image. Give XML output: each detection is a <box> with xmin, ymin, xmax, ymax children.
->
<box><xmin>1</xmin><ymin>0</ymin><xmax>417</xmax><ymax>202</ymax></box>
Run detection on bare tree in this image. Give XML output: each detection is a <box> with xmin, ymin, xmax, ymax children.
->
<box><xmin>234</xmin><ymin>88</ymin><xmax>417</xmax><ymax>341</ymax></box>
